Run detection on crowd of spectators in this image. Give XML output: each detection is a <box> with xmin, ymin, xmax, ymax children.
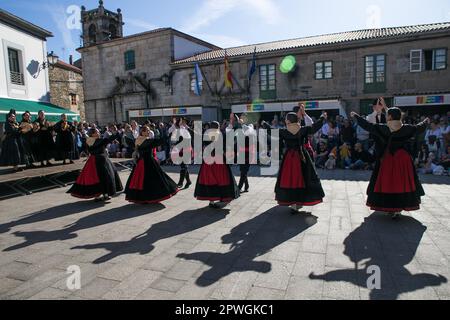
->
<box><xmin>71</xmin><ymin>102</ymin><xmax>450</xmax><ymax>176</ymax></box>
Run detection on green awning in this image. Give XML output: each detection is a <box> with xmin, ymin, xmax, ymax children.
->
<box><xmin>0</xmin><ymin>97</ymin><xmax>80</xmax><ymax>122</ymax></box>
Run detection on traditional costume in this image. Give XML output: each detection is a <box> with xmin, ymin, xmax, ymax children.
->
<box><xmin>194</xmin><ymin>123</ymin><xmax>240</xmax><ymax>205</ymax></box>
<box><xmin>0</xmin><ymin>117</ymin><xmax>23</xmax><ymax>168</ymax></box>
<box><xmin>33</xmin><ymin>117</ymin><xmax>56</xmax><ymax>166</ymax></box>
<box><xmin>353</xmin><ymin>114</ymin><xmax>427</xmax><ymax>214</ymax></box>
<box><xmin>125</xmin><ymin>135</ymin><xmax>179</xmax><ymax>204</ymax></box>
<box><xmin>68</xmin><ymin>135</ymin><xmax>123</xmax><ymax>200</ymax></box>
<box><xmin>275</xmin><ymin>115</ymin><xmax>326</xmax><ymax>207</ymax></box>
<box><xmin>54</xmin><ymin>119</ymin><xmax>75</xmax><ymax>164</ymax></box>
<box><xmin>18</xmin><ymin>116</ymin><xmax>36</xmax><ymax>168</ymax></box>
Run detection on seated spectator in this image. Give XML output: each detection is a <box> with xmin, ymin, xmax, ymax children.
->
<box><xmin>156</xmin><ymin>146</ymin><xmax>167</xmax><ymax>165</ymax></box>
<box><xmin>107</xmin><ymin>140</ymin><xmax>121</xmax><ymax>158</ymax></box>
<box><xmin>438</xmin><ymin>145</ymin><xmax>450</xmax><ymax>172</ymax></box>
<box><xmin>350</xmin><ymin>143</ymin><xmax>373</xmax><ymax>170</ymax></box>
<box><xmin>416</xmin><ymin>143</ymin><xmax>430</xmax><ymax>169</ymax></box>
<box><xmin>419</xmin><ymin>152</ymin><xmax>445</xmax><ymax>175</ymax></box>
<box><xmin>325</xmin><ymin>153</ymin><xmax>336</xmax><ymax>170</ymax></box>
<box><xmin>339</xmin><ymin>142</ymin><xmax>352</xmax><ymax>168</ymax></box>
<box><xmin>315</xmin><ymin>142</ymin><xmax>329</xmax><ymax>169</ymax></box>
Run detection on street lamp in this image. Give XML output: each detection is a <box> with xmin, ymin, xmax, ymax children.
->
<box><xmin>33</xmin><ymin>51</ymin><xmax>59</xmax><ymax>79</ymax></box>
<box><xmin>46</xmin><ymin>51</ymin><xmax>59</xmax><ymax>67</ymax></box>
<box><xmin>160</xmin><ymin>71</ymin><xmax>174</xmax><ymax>94</ymax></box>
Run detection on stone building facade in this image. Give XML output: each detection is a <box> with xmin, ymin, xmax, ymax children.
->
<box><xmin>49</xmin><ymin>60</ymin><xmax>85</xmax><ymax>120</ymax></box>
<box><xmin>79</xmin><ymin>1</ymin><xmax>450</xmax><ymax>125</ymax></box>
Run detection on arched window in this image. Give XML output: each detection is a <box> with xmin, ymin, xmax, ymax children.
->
<box><xmin>88</xmin><ymin>24</ymin><xmax>97</xmax><ymax>44</ymax></box>
<box><xmin>109</xmin><ymin>24</ymin><xmax>117</xmax><ymax>39</ymax></box>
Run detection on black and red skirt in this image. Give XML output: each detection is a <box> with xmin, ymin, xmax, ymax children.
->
<box><xmin>367</xmin><ymin>149</ymin><xmax>424</xmax><ymax>212</ymax></box>
<box><xmin>68</xmin><ymin>155</ymin><xmax>123</xmax><ymax>199</ymax></box>
<box><xmin>194</xmin><ymin>162</ymin><xmax>239</xmax><ymax>202</ymax></box>
<box><xmin>275</xmin><ymin>149</ymin><xmax>324</xmax><ymax>206</ymax></box>
<box><xmin>125</xmin><ymin>157</ymin><xmax>178</xmax><ymax>204</ymax></box>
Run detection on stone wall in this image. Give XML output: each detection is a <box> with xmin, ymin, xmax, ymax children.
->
<box><xmin>80</xmin><ymin>28</ymin><xmax>450</xmax><ymax>124</ymax></box>
<box><xmin>49</xmin><ymin>65</ymin><xmax>85</xmax><ymax>120</ymax></box>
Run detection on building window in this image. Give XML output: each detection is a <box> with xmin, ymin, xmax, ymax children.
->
<box><xmin>190</xmin><ymin>73</ymin><xmax>203</xmax><ymax>93</ymax></box>
<box><xmin>410</xmin><ymin>49</ymin><xmax>447</xmax><ymax>72</ymax></box>
<box><xmin>315</xmin><ymin>61</ymin><xmax>333</xmax><ymax>79</ymax></box>
<box><xmin>8</xmin><ymin>48</ymin><xmax>24</xmax><ymax>85</ymax></box>
<box><xmin>124</xmin><ymin>50</ymin><xmax>136</xmax><ymax>71</ymax></box>
<box><xmin>69</xmin><ymin>71</ymin><xmax>76</xmax><ymax>80</ymax></box>
<box><xmin>364</xmin><ymin>54</ymin><xmax>386</xmax><ymax>93</ymax></box>
<box><xmin>70</xmin><ymin>94</ymin><xmax>77</xmax><ymax>106</ymax></box>
<box><xmin>410</xmin><ymin>50</ymin><xmax>423</xmax><ymax>72</ymax></box>
<box><xmin>259</xmin><ymin>64</ymin><xmax>276</xmax><ymax>99</ymax></box>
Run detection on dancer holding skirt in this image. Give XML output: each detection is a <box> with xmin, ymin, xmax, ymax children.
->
<box><xmin>275</xmin><ymin>112</ymin><xmax>327</xmax><ymax>212</ymax></box>
<box><xmin>194</xmin><ymin>121</ymin><xmax>240</xmax><ymax>208</ymax></box>
<box><xmin>125</xmin><ymin>126</ymin><xmax>179</xmax><ymax>204</ymax></box>
<box><xmin>351</xmin><ymin>108</ymin><xmax>429</xmax><ymax>219</ymax></box>
<box><xmin>68</xmin><ymin>128</ymin><xmax>123</xmax><ymax>201</ymax></box>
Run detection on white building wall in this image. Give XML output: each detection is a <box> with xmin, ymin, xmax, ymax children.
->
<box><xmin>0</xmin><ymin>22</ymin><xmax>50</xmax><ymax>101</ymax></box>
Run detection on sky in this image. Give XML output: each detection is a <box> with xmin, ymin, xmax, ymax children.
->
<box><xmin>1</xmin><ymin>0</ymin><xmax>450</xmax><ymax>62</ymax></box>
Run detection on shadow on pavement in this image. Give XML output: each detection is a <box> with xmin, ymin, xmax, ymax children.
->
<box><xmin>3</xmin><ymin>203</ymin><xmax>165</xmax><ymax>252</ymax></box>
<box><xmin>309</xmin><ymin>212</ymin><xmax>447</xmax><ymax>300</ymax></box>
<box><xmin>71</xmin><ymin>206</ymin><xmax>229</xmax><ymax>264</ymax></box>
<box><xmin>0</xmin><ymin>200</ymin><xmax>107</xmax><ymax>235</ymax></box>
<box><xmin>178</xmin><ymin>206</ymin><xmax>318</xmax><ymax>287</ymax></box>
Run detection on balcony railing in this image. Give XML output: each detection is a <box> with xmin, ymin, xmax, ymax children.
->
<box><xmin>10</xmin><ymin>71</ymin><xmax>24</xmax><ymax>85</ymax></box>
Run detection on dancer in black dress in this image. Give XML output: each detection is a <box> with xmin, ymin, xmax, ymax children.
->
<box><xmin>18</xmin><ymin>111</ymin><xmax>36</xmax><ymax>169</ymax></box>
<box><xmin>194</xmin><ymin>121</ymin><xmax>240</xmax><ymax>208</ymax></box>
<box><xmin>275</xmin><ymin>112</ymin><xmax>327</xmax><ymax>212</ymax></box>
<box><xmin>68</xmin><ymin>128</ymin><xmax>123</xmax><ymax>201</ymax></box>
<box><xmin>0</xmin><ymin>110</ymin><xmax>23</xmax><ymax>171</ymax></box>
<box><xmin>54</xmin><ymin>114</ymin><xmax>75</xmax><ymax>165</ymax></box>
<box><xmin>125</xmin><ymin>126</ymin><xmax>179</xmax><ymax>204</ymax></box>
<box><xmin>351</xmin><ymin>109</ymin><xmax>429</xmax><ymax>219</ymax></box>
<box><xmin>33</xmin><ymin>110</ymin><xmax>56</xmax><ymax>167</ymax></box>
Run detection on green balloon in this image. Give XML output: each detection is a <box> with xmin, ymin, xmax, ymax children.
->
<box><xmin>280</xmin><ymin>55</ymin><xmax>297</xmax><ymax>74</ymax></box>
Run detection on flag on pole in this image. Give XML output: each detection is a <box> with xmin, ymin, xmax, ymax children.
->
<box><xmin>248</xmin><ymin>47</ymin><xmax>257</xmax><ymax>82</ymax></box>
<box><xmin>224</xmin><ymin>50</ymin><xmax>233</xmax><ymax>89</ymax></box>
<box><xmin>194</xmin><ymin>62</ymin><xmax>203</xmax><ymax>96</ymax></box>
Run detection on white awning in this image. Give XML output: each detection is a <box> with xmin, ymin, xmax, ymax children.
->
<box><xmin>394</xmin><ymin>94</ymin><xmax>450</xmax><ymax>107</ymax></box>
<box><xmin>129</xmin><ymin>107</ymin><xmax>203</xmax><ymax>118</ymax></box>
<box><xmin>232</xmin><ymin>100</ymin><xmax>346</xmax><ymax>116</ymax></box>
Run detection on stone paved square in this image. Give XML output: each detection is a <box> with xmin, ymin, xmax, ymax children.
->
<box><xmin>0</xmin><ymin>168</ymin><xmax>449</xmax><ymax>300</ymax></box>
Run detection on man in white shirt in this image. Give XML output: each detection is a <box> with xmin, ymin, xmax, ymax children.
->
<box><xmin>366</xmin><ymin>97</ymin><xmax>388</xmax><ymax>124</ymax></box>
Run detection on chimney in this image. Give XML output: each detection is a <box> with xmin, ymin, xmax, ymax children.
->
<box><xmin>69</xmin><ymin>55</ymin><xmax>73</xmax><ymax>65</ymax></box>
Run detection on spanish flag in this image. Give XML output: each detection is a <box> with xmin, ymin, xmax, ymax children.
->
<box><xmin>224</xmin><ymin>51</ymin><xmax>233</xmax><ymax>89</ymax></box>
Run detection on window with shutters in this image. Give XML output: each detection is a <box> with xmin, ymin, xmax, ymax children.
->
<box><xmin>315</xmin><ymin>61</ymin><xmax>333</xmax><ymax>79</ymax></box>
<box><xmin>259</xmin><ymin>64</ymin><xmax>276</xmax><ymax>99</ymax></box>
<box><xmin>410</xmin><ymin>50</ymin><xmax>422</xmax><ymax>72</ymax></box>
<box><xmin>8</xmin><ymin>48</ymin><xmax>24</xmax><ymax>86</ymax></box>
<box><xmin>364</xmin><ymin>54</ymin><xmax>386</xmax><ymax>93</ymax></box>
<box><xmin>410</xmin><ymin>48</ymin><xmax>447</xmax><ymax>72</ymax></box>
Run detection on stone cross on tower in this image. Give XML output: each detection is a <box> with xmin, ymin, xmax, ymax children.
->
<box><xmin>80</xmin><ymin>0</ymin><xmax>124</xmax><ymax>47</ymax></box>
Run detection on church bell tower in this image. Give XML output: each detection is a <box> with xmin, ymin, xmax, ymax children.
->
<box><xmin>81</xmin><ymin>0</ymin><xmax>124</xmax><ymax>47</ymax></box>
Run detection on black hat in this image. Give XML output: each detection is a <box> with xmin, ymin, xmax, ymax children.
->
<box><xmin>210</xmin><ymin>121</ymin><xmax>220</xmax><ymax>129</ymax></box>
<box><xmin>7</xmin><ymin>109</ymin><xmax>16</xmax><ymax>118</ymax></box>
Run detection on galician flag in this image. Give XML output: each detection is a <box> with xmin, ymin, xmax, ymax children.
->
<box><xmin>224</xmin><ymin>50</ymin><xmax>233</xmax><ymax>89</ymax></box>
<box><xmin>194</xmin><ymin>62</ymin><xmax>203</xmax><ymax>96</ymax></box>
